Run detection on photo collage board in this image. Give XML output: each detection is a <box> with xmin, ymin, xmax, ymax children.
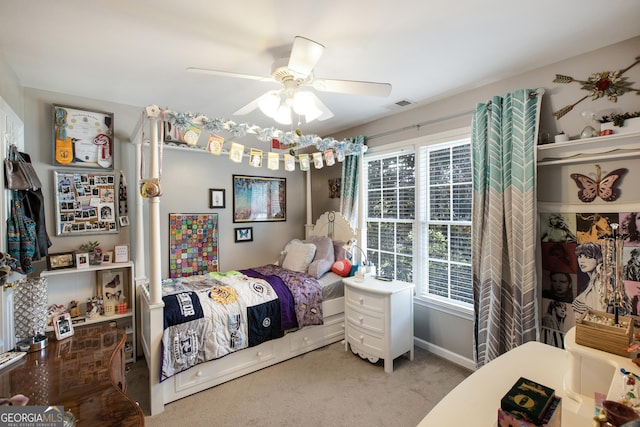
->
<box><xmin>54</xmin><ymin>171</ymin><xmax>119</xmax><ymax>236</ymax></box>
<box><xmin>540</xmin><ymin>211</ymin><xmax>640</xmax><ymax>349</ymax></box>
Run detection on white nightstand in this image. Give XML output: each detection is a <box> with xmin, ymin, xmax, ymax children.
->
<box><xmin>343</xmin><ymin>276</ymin><xmax>414</xmax><ymax>373</ymax></box>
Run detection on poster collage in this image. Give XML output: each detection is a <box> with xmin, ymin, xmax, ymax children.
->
<box><xmin>55</xmin><ymin>171</ymin><xmax>118</xmax><ymax>235</ymax></box>
<box><xmin>540</xmin><ymin>211</ymin><xmax>640</xmax><ymax>349</ymax></box>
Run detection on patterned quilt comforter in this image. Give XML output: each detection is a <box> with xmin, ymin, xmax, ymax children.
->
<box><xmin>160</xmin><ymin>265</ymin><xmax>323</xmax><ymax>381</ymax></box>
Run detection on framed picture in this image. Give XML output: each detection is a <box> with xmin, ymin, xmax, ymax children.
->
<box><xmin>119</xmin><ymin>216</ymin><xmax>129</xmax><ymax>227</ymax></box>
<box><xmin>169</xmin><ymin>213</ymin><xmax>219</xmax><ymax>278</ymax></box>
<box><xmin>235</xmin><ymin>227</ymin><xmax>253</xmax><ymax>242</ymax></box>
<box><xmin>53</xmin><ymin>170</ymin><xmax>119</xmax><ymax>236</ymax></box>
<box><xmin>97</xmin><ymin>268</ymin><xmax>126</xmax><ymax>304</ymax></box>
<box><xmin>53</xmin><ymin>105</ymin><xmax>114</xmax><ymax>169</ymax></box>
<box><xmin>46</xmin><ymin>251</ymin><xmax>76</xmax><ymax>270</ymax></box>
<box><xmin>114</xmin><ymin>244</ymin><xmax>129</xmax><ymax>263</ymax></box>
<box><xmin>75</xmin><ymin>252</ymin><xmax>90</xmax><ymax>269</ymax></box>
<box><xmin>233</xmin><ymin>175</ymin><xmax>286</xmax><ymax>222</ymax></box>
<box><xmin>209</xmin><ymin>188</ymin><xmax>226</xmax><ymax>208</ymax></box>
<box><xmin>102</xmin><ymin>251</ymin><xmax>113</xmax><ymax>264</ymax></box>
<box><xmin>53</xmin><ymin>312</ymin><xmax>74</xmax><ymax>340</ymax></box>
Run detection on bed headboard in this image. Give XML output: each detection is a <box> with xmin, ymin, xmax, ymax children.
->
<box><xmin>308</xmin><ymin>211</ymin><xmax>356</xmax><ymax>243</ymax></box>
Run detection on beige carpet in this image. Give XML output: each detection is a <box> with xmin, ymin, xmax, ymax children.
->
<box><xmin>126</xmin><ymin>342</ymin><xmax>472</xmax><ymax>427</ymax></box>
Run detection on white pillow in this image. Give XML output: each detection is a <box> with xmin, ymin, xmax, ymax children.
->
<box><xmin>282</xmin><ymin>241</ymin><xmax>317</xmax><ymax>273</ymax></box>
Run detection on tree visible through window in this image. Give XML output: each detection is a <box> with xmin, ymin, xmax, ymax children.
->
<box><xmin>364</xmin><ymin>138</ymin><xmax>473</xmax><ymax>309</ymax></box>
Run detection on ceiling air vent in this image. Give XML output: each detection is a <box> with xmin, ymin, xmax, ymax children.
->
<box><xmin>395</xmin><ymin>100</ymin><xmax>412</xmax><ymax>107</ymax></box>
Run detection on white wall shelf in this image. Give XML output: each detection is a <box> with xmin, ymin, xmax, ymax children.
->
<box><xmin>40</xmin><ymin>261</ymin><xmax>136</xmax><ymax>363</ymax></box>
<box><xmin>537</xmin><ymin>131</ymin><xmax>640</xmax><ymax>166</ymax></box>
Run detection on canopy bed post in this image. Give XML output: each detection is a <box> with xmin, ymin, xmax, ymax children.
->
<box><xmin>356</xmin><ymin>151</ymin><xmax>367</xmax><ymax>262</ymax></box>
<box><xmin>134</xmin><ymin>139</ymin><xmax>145</xmax><ymax>281</ymax></box>
<box><xmin>138</xmin><ymin>105</ymin><xmax>166</xmax><ymax>415</ymax></box>
<box><xmin>305</xmin><ymin>169</ymin><xmax>313</xmax><ymax>238</ymax></box>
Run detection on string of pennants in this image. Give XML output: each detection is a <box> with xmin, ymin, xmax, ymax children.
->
<box><xmin>162</xmin><ymin>108</ymin><xmax>366</xmax><ymax>171</ymax></box>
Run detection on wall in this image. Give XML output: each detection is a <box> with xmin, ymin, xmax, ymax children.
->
<box><xmin>319</xmin><ymin>35</ymin><xmax>640</xmax><ymax>365</ymax></box>
<box><xmin>0</xmin><ymin>53</ymin><xmax>23</xmax><ymax>120</ymax></box>
<box><xmin>20</xmin><ymin>88</ymin><xmax>308</xmax><ymax>283</ymax></box>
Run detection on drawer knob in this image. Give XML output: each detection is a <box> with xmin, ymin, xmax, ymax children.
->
<box><xmin>358</xmin><ymin>316</ymin><xmax>364</xmax><ymax>324</ymax></box>
<box><xmin>359</xmin><ymin>297</ymin><xmax>364</xmax><ymax>304</ymax></box>
<box><xmin>303</xmin><ymin>336</ymin><xmax>309</xmax><ymax>342</ymax></box>
<box><xmin>196</xmin><ymin>370</ymin><xmax>203</xmax><ymax>377</ymax></box>
<box><xmin>256</xmin><ymin>351</ymin><xmax>263</xmax><ymax>357</ymax></box>
<box><xmin>359</xmin><ymin>335</ymin><xmax>364</xmax><ymax>342</ymax></box>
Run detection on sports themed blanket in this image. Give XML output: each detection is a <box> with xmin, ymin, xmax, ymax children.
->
<box><xmin>160</xmin><ymin>265</ymin><xmax>323</xmax><ymax>381</ymax></box>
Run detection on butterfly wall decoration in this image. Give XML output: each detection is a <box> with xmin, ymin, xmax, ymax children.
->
<box><xmin>570</xmin><ymin>164</ymin><xmax>627</xmax><ymax>203</ymax></box>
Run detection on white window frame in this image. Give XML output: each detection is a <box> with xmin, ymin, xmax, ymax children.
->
<box><xmin>363</xmin><ymin>128</ymin><xmax>473</xmax><ymax>317</ymax></box>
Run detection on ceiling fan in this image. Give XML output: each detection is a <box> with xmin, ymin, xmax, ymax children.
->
<box><xmin>187</xmin><ymin>36</ymin><xmax>392</xmax><ymax>125</ymax></box>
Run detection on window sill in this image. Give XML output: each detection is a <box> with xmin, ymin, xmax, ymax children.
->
<box><xmin>414</xmin><ymin>295</ymin><xmax>474</xmax><ymax>321</ymax></box>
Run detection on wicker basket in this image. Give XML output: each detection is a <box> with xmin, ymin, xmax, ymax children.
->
<box><xmin>575</xmin><ymin>309</ymin><xmax>633</xmax><ymax>357</ymax></box>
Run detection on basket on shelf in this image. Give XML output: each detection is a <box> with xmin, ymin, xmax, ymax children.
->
<box><xmin>575</xmin><ymin>309</ymin><xmax>633</xmax><ymax>357</ymax></box>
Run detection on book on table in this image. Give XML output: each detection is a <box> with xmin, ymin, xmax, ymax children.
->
<box><xmin>500</xmin><ymin>377</ymin><xmax>555</xmax><ymax>425</ymax></box>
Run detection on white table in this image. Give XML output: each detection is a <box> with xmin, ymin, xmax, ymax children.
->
<box><xmin>417</xmin><ymin>339</ymin><xmax>598</xmax><ymax>426</ymax></box>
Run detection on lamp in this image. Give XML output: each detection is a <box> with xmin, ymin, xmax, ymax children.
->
<box><xmin>343</xmin><ymin>239</ymin><xmax>376</xmax><ymax>278</ymax></box>
<box><xmin>256</xmin><ymin>86</ymin><xmax>330</xmax><ymax>125</ymax></box>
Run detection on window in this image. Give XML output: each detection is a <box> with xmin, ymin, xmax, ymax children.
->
<box><xmin>364</xmin><ymin>135</ymin><xmax>473</xmax><ymax>310</ymax></box>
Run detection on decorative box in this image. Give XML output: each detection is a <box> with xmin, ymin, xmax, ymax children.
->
<box><xmin>575</xmin><ymin>309</ymin><xmax>633</xmax><ymax>357</ymax></box>
<box><xmin>501</xmin><ymin>377</ymin><xmax>556</xmax><ymax>425</ymax></box>
<box><xmin>498</xmin><ymin>396</ymin><xmax>561</xmax><ymax>427</ymax></box>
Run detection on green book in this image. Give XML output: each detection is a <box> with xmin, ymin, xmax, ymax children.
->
<box><xmin>500</xmin><ymin>377</ymin><xmax>555</xmax><ymax>425</ymax></box>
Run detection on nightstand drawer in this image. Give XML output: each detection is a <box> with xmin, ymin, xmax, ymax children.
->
<box><xmin>346</xmin><ymin>289</ymin><xmax>385</xmax><ymax>313</ymax></box>
<box><xmin>346</xmin><ymin>325</ymin><xmax>384</xmax><ymax>355</ymax></box>
<box><xmin>345</xmin><ymin>304</ymin><xmax>384</xmax><ymax>334</ymax></box>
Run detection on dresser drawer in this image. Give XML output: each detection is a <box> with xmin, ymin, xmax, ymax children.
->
<box><xmin>346</xmin><ymin>324</ymin><xmax>384</xmax><ymax>356</ymax></box>
<box><xmin>345</xmin><ymin>304</ymin><xmax>384</xmax><ymax>334</ymax></box>
<box><xmin>346</xmin><ymin>289</ymin><xmax>385</xmax><ymax>313</ymax></box>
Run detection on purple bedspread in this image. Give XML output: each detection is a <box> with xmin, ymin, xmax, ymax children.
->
<box><xmin>241</xmin><ymin>264</ymin><xmax>323</xmax><ymax>328</ymax></box>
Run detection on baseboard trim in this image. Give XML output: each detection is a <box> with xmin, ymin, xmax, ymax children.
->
<box><xmin>414</xmin><ymin>337</ymin><xmax>476</xmax><ymax>371</ymax></box>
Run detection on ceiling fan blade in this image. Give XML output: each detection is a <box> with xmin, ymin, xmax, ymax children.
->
<box><xmin>287</xmin><ymin>36</ymin><xmax>325</xmax><ymax>78</ymax></box>
<box><xmin>307</xmin><ymin>92</ymin><xmax>334</xmax><ymax>122</ymax></box>
<box><xmin>186</xmin><ymin>67</ymin><xmax>273</xmax><ymax>82</ymax></box>
<box><xmin>312</xmin><ymin>78</ymin><xmax>392</xmax><ymax>97</ymax></box>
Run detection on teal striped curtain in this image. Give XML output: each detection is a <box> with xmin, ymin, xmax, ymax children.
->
<box><xmin>340</xmin><ymin>135</ymin><xmax>364</xmax><ymax>229</ymax></box>
<box><xmin>472</xmin><ymin>88</ymin><xmax>543</xmax><ymax>368</ymax></box>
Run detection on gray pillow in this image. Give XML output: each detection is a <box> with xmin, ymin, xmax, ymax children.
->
<box><xmin>305</xmin><ymin>235</ymin><xmax>336</xmax><ymax>278</ymax></box>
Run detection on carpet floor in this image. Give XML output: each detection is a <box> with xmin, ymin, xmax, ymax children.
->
<box><xmin>126</xmin><ymin>342</ymin><xmax>472</xmax><ymax>427</ymax></box>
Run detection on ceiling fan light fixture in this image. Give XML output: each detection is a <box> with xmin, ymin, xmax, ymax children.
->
<box><xmin>258</xmin><ymin>91</ymin><xmax>281</xmax><ymax>117</ymax></box>
<box><xmin>274</xmin><ymin>104</ymin><xmax>292</xmax><ymax>125</ymax></box>
<box><xmin>292</xmin><ymin>91</ymin><xmax>316</xmax><ymax>116</ymax></box>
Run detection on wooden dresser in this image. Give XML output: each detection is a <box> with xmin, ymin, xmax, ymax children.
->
<box><xmin>0</xmin><ymin>325</ymin><xmax>144</xmax><ymax>426</ymax></box>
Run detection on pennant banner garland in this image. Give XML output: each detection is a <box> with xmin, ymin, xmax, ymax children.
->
<box><xmin>158</xmin><ymin>108</ymin><xmax>367</xmax><ymax>171</ymax></box>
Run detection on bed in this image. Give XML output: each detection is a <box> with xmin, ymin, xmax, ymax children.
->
<box><xmin>134</xmin><ymin>107</ymin><xmax>358</xmax><ymax>415</ymax></box>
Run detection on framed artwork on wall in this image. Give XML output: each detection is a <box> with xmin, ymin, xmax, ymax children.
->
<box><xmin>169</xmin><ymin>213</ymin><xmax>219</xmax><ymax>278</ymax></box>
<box><xmin>232</xmin><ymin>175</ymin><xmax>286</xmax><ymax>223</ymax></box>
<box><xmin>53</xmin><ymin>170</ymin><xmax>119</xmax><ymax>236</ymax></box>
<box><xmin>235</xmin><ymin>227</ymin><xmax>253</xmax><ymax>243</ymax></box>
<box><xmin>209</xmin><ymin>189</ymin><xmax>225</xmax><ymax>208</ymax></box>
<box><xmin>53</xmin><ymin>104</ymin><xmax>114</xmax><ymax>169</ymax></box>
<box><xmin>97</xmin><ymin>268</ymin><xmax>126</xmax><ymax>305</ymax></box>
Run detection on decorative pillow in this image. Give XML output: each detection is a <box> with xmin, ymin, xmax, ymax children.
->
<box><xmin>305</xmin><ymin>235</ymin><xmax>335</xmax><ymax>278</ymax></box>
<box><xmin>282</xmin><ymin>241</ymin><xmax>317</xmax><ymax>273</ymax></box>
<box><xmin>279</xmin><ymin>239</ymin><xmax>302</xmax><ymax>266</ymax></box>
<box><xmin>331</xmin><ymin>259</ymin><xmax>352</xmax><ymax>277</ymax></box>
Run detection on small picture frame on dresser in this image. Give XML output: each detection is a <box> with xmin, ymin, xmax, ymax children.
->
<box><xmin>75</xmin><ymin>252</ymin><xmax>90</xmax><ymax>269</ymax></box>
<box><xmin>113</xmin><ymin>244</ymin><xmax>129</xmax><ymax>263</ymax></box>
<box><xmin>53</xmin><ymin>312</ymin><xmax>74</xmax><ymax>340</ymax></box>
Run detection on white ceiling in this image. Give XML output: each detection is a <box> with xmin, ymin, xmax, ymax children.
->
<box><xmin>1</xmin><ymin>0</ymin><xmax>639</xmax><ymax>137</ymax></box>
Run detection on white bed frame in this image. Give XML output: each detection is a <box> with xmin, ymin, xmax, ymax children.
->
<box><xmin>134</xmin><ymin>107</ymin><xmax>357</xmax><ymax>415</ymax></box>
